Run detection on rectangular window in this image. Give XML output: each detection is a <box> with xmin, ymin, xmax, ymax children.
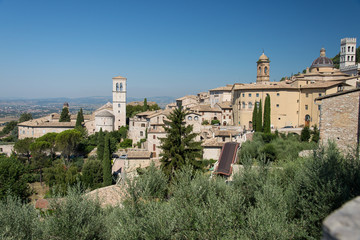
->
<box><xmin>256</xmin><ymin>93</ymin><xmax>259</xmax><ymax>97</ymax></box>
<box><xmin>306</xmin><ymin>93</ymin><xmax>309</xmax><ymax>97</ymax></box>
<box><xmin>249</xmin><ymin>93</ymin><xmax>252</xmax><ymax>97</ymax></box>
<box><xmin>242</xmin><ymin>93</ymin><xmax>245</xmax><ymax>97</ymax></box>
<box><xmin>318</xmin><ymin>105</ymin><xmax>321</xmax><ymax>110</ymax></box>
<box><xmin>118</xmin><ymin>104</ymin><xmax>120</xmax><ymax>107</ymax></box>
<box><xmin>223</xmin><ymin>116</ymin><xmax>226</xmax><ymax>119</ymax></box>
<box><xmin>153</xmin><ymin>144</ymin><xmax>156</xmax><ymax>151</ymax></box>
<box><xmin>305</xmin><ymin>105</ymin><xmax>308</xmax><ymax>110</ymax></box>
<box><xmin>229</xmin><ymin>116</ymin><xmax>231</xmax><ymax>119</ymax></box>
<box><xmin>153</xmin><ymin>135</ymin><xmax>156</xmax><ymax>139</ymax></box>
<box><xmin>277</xmin><ymin>93</ymin><xmax>280</xmax><ymax>96</ymax></box>
<box><xmin>0</xmin><ymin>148</ymin><xmax>2</xmax><ymax>152</ymax></box>
<box><xmin>276</xmin><ymin>104</ymin><xmax>279</xmax><ymax>107</ymax></box>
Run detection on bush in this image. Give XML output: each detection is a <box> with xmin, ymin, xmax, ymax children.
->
<box><xmin>300</xmin><ymin>126</ymin><xmax>311</xmax><ymax>142</ymax></box>
<box><xmin>201</xmin><ymin>120</ymin><xmax>209</xmax><ymax>125</ymax></box>
<box><xmin>211</xmin><ymin>119</ymin><xmax>220</xmax><ymax>125</ymax></box>
<box><xmin>120</xmin><ymin>138</ymin><xmax>132</xmax><ymax>148</ymax></box>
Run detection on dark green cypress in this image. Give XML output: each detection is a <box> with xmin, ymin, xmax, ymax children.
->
<box><xmin>143</xmin><ymin>98</ymin><xmax>148</xmax><ymax>111</ymax></box>
<box><xmin>59</xmin><ymin>107</ymin><xmax>70</xmax><ymax>122</ymax></box>
<box><xmin>252</xmin><ymin>102</ymin><xmax>258</xmax><ymax>131</ymax></box>
<box><xmin>263</xmin><ymin>95</ymin><xmax>271</xmax><ymax>133</ymax></box>
<box><xmin>256</xmin><ymin>100</ymin><xmax>263</xmax><ymax>132</ymax></box>
<box><xmin>97</xmin><ymin>128</ymin><xmax>104</xmax><ymax>161</ymax></box>
<box><xmin>75</xmin><ymin>108</ymin><xmax>84</xmax><ymax>128</ymax></box>
<box><xmin>103</xmin><ymin>134</ymin><xmax>112</xmax><ymax>186</ymax></box>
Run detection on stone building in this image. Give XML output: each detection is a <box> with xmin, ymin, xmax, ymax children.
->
<box><xmin>209</xmin><ymin>85</ymin><xmax>232</xmax><ymax>107</ymax></box>
<box><xmin>316</xmin><ymin>88</ymin><xmax>360</xmax><ymax>152</ymax></box>
<box><xmin>340</xmin><ymin>38</ymin><xmax>360</xmax><ymax>76</ymax></box>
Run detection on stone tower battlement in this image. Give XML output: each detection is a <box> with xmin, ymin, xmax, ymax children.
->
<box><xmin>341</xmin><ymin>38</ymin><xmax>356</xmax><ymax>44</ymax></box>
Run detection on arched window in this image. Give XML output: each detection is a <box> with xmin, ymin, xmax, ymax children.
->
<box><xmin>120</xmin><ymin>83</ymin><xmax>123</xmax><ymax>91</ymax></box>
<box><xmin>140</xmin><ymin>131</ymin><xmax>143</xmax><ymax>137</ymax></box>
<box><xmin>352</xmin><ymin>46</ymin><xmax>354</xmax><ymax>52</ymax></box>
<box><xmin>116</xmin><ymin>83</ymin><xmax>119</xmax><ymax>91</ymax></box>
<box><xmin>351</xmin><ymin>56</ymin><xmax>354</xmax><ymax>61</ymax></box>
<box><xmin>242</xmin><ymin>102</ymin><xmax>246</xmax><ymax>109</ymax></box>
<box><xmin>259</xmin><ymin>67</ymin><xmax>262</xmax><ymax>74</ymax></box>
<box><xmin>348</xmin><ymin>56</ymin><xmax>350</xmax><ymax>61</ymax></box>
<box><xmin>264</xmin><ymin>66</ymin><xmax>268</xmax><ymax>75</ymax></box>
<box><xmin>248</xmin><ymin>102</ymin><xmax>253</xmax><ymax>109</ymax></box>
<box><xmin>348</xmin><ymin>46</ymin><xmax>351</xmax><ymax>52</ymax></box>
<box><xmin>188</xmin><ymin>116</ymin><xmax>192</xmax><ymax>121</ymax></box>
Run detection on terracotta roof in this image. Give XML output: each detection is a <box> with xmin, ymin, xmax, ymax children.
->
<box><xmin>300</xmin><ymin>80</ymin><xmax>347</xmax><ymax>89</ymax></box>
<box><xmin>176</xmin><ymin>95</ymin><xmax>197</xmax><ymax>101</ymax></box>
<box><xmin>95</xmin><ymin>110</ymin><xmax>114</xmax><ymax>117</ymax></box>
<box><xmin>96</xmin><ymin>102</ymin><xmax>113</xmax><ymax>111</ymax></box>
<box><xmin>316</xmin><ymin>87</ymin><xmax>360</xmax><ymax>101</ymax></box>
<box><xmin>216</xmin><ymin>101</ymin><xmax>232</xmax><ymax>109</ymax></box>
<box><xmin>127</xmin><ymin>151</ymin><xmax>152</xmax><ymax>159</ymax></box>
<box><xmin>233</xmin><ymin>82</ymin><xmax>297</xmax><ymax>90</ymax></box>
<box><xmin>202</xmin><ymin>138</ymin><xmax>225</xmax><ymax>147</ymax></box>
<box><xmin>190</xmin><ymin>104</ymin><xmax>221</xmax><ymax>112</ymax></box>
<box><xmin>209</xmin><ymin>85</ymin><xmax>233</xmax><ymax>91</ymax></box>
<box><xmin>135</xmin><ymin>110</ymin><xmax>157</xmax><ymax>117</ymax></box>
<box><xmin>214</xmin><ymin>130</ymin><xmax>240</xmax><ymax>136</ymax></box>
<box><xmin>18</xmin><ymin>116</ymin><xmax>76</xmax><ymax>128</ymax></box>
<box><xmin>148</xmin><ymin>109</ymin><xmax>172</xmax><ymax>118</ymax></box>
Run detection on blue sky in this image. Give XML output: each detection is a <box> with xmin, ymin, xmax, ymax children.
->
<box><xmin>0</xmin><ymin>0</ymin><xmax>359</xmax><ymax>99</ymax></box>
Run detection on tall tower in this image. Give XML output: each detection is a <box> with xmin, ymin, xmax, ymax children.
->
<box><xmin>340</xmin><ymin>38</ymin><xmax>356</xmax><ymax>69</ymax></box>
<box><xmin>112</xmin><ymin>75</ymin><xmax>127</xmax><ymax>130</ymax></box>
<box><xmin>256</xmin><ymin>53</ymin><xmax>270</xmax><ymax>83</ymax></box>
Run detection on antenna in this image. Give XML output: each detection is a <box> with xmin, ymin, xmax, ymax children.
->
<box><xmin>262</xmin><ymin>48</ymin><xmax>264</xmax><ymax>54</ymax></box>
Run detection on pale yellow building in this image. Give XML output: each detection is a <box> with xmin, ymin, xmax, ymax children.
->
<box><xmin>232</xmin><ymin>49</ymin><xmax>355</xmax><ymax>130</ymax></box>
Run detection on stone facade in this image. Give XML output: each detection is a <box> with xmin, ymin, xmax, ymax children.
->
<box><xmin>318</xmin><ymin>88</ymin><xmax>360</xmax><ymax>153</ymax></box>
<box><xmin>0</xmin><ymin>143</ymin><xmax>14</xmax><ymax>156</ymax></box>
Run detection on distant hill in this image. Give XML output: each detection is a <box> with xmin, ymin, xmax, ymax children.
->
<box><xmin>0</xmin><ymin>96</ymin><xmax>175</xmax><ymax>109</ymax></box>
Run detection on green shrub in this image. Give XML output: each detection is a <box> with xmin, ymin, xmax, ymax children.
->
<box><xmin>120</xmin><ymin>138</ymin><xmax>132</xmax><ymax>148</ymax></box>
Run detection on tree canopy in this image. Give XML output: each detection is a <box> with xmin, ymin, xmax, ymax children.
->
<box><xmin>59</xmin><ymin>107</ymin><xmax>71</xmax><ymax>122</ymax></box>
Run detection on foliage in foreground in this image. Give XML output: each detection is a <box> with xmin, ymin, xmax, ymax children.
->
<box><xmin>1</xmin><ymin>143</ymin><xmax>360</xmax><ymax>239</ymax></box>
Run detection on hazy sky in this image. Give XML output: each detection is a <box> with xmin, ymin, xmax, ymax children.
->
<box><xmin>0</xmin><ymin>0</ymin><xmax>359</xmax><ymax>99</ymax></box>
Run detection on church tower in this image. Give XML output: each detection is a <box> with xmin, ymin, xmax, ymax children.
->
<box><xmin>112</xmin><ymin>75</ymin><xmax>127</xmax><ymax>130</ymax></box>
<box><xmin>256</xmin><ymin>53</ymin><xmax>270</xmax><ymax>83</ymax></box>
<box><xmin>340</xmin><ymin>38</ymin><xmax>356</xmax><ymax>69</ymax></box>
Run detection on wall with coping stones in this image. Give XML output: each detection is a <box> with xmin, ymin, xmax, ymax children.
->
<box><xmin>322</xmin><ymin>196</ymin><xmax>360</xmax><ymax>240</ymax></box>
<box><xmin>319</xmin><ymin>91</ymin><xmax>360</xmax><ymax>152</ymax></box>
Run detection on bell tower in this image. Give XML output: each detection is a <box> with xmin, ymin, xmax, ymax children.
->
<box><xmin>340</xmin><ymin>38</ymin><xmax>356</xmax><ymax>70</ymax></box>
<box><xmin>256</xmin><ymin>53</ymin><xmax>270</xmax><ymax>83</ymax></box>
<box><xmin>112</xmin><ymin>75</ymin><xmax>127</xmax><ymax>130</ymax></box>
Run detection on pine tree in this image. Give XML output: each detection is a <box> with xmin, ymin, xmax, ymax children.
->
<box><xmin>159</xmin><ymin>106</ymin><xmax>203</xmax><ymax>181</ymax></box>
<box><xmin>252</xmin><ymin>102</ymin><xmax>258</xmax><ymax>131</ymax></box>
<box><xmin>263</xmin><ymin>95</ymin><xmax>271</xmax><ymax>133</ymax></box>
<box><xmin>143</xmin><ymin>98</ymin><xmax>148</xmax><ymax>111</ymax></box>
<box><xmin>102</xmin><ymin>134</ymin><xmax>112</xmax><ymax>186</ymax></box>
<box><xmin>75</xmin><ymin>108</ymin><xmax>84</xmax><ymax>128</ymax></box>
<box><xmin>59</xmin><ymin>107</ymin><xmax>70</xmax><ymax>122</ymax></box>
<box><xmin>256</xmin><ymin>100</ymin><xmax>263</xmax><ymax>132</ymax></box>
<box><xmin>97</xmin><ymin>128</ymin><xmax>104</xmax><ymax>161</ymax></box>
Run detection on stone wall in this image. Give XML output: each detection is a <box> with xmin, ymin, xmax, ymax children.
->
<box><xmin>319</xmin><ymin>91</ymin><xmax>360</xmax><ymax>152</ymax></box>
<box><xmin>322</xmin><ymin>196</ymin><xmax>360</xmax><ymax>240</ymax></box>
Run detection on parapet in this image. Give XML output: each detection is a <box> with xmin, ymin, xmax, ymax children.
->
<box><xmin>341</xmin><ymin>38</ymin><xmax>356</xmax><ymax>45</ymax></box>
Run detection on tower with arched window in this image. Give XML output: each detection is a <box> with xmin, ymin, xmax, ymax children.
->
<box><xmin>112</xmin><ymin>75</ymin><xmax>127</xmax><ymax>130</ymax></box>
<box><xmin>256</xmin><ymin>53</ymin><xmax>270</xmax><ymax>83</ymax></box>
<box><xmin>340</xmin><ymin>38</ymin><xmax>356</xmax><ymax>69</ymax></box>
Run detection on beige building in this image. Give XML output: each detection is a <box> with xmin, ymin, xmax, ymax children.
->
<box><xmin>209</xmin><ymin>85</ymin><xmax>232</xmax><ymax>107</ymax></box>
<box><xmin>232</xmin><ymin>49</ymin><xmax>356</xmax><ymax>130</ymax></box>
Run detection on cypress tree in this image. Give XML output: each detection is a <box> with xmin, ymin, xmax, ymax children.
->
<box><xmin>263</xmin><ymin>95</ymin><xmax>271</xmax><ymax>133</ymax></box>
<box><xmin>159</xmin><ymin>106</ymin><xmax>203</xmax><ymax>181</ymax></box>
<box><xmin>256</xmin><ymin>100</ymin><xmax>263</xmax><ymax>132</ymax></box>
<box><xmin>75</xmin><ymin>108</ymin><xmax>84</xmax><ymax>128</ymax></box>
<box><xmin>252</xmin><ymin>102</ymin><xmax>258</xmax><ymax>131</ymax></box>
<box><xmin>59</xmin><ymin>107</ymin><xmax>70</xmax><ymax>122</ymax></box>
<box><xmin>97</xmin><ymin>128</ymin><xmax>104</xmax><ymax>161</ymax></box>
<box><xmin>103</xmin><ymin>134</ymin><xmax>112</xmax><ymax>186</ymax></box>
<box><xmin>143</xmin><ymin>98</ymin><xmax>148</xmax><ymax>111</ymax></box>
